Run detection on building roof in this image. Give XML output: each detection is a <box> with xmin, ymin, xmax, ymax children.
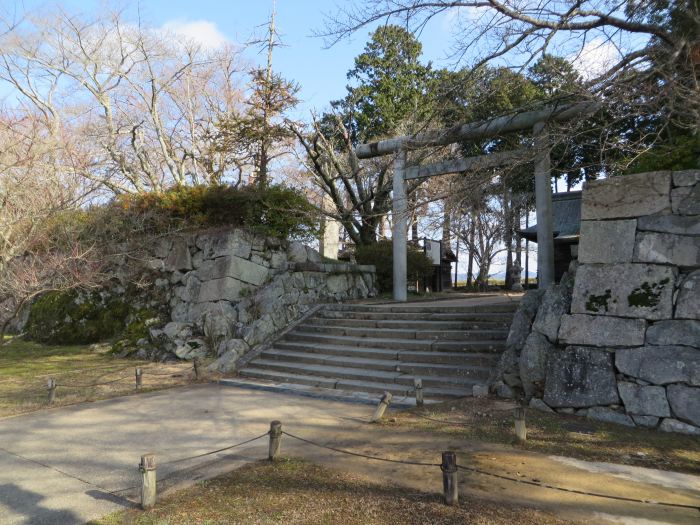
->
<box><xmin>519</xmin><ymin>191</ymin><xmax>582</xmax><ymax>243</ymax></box>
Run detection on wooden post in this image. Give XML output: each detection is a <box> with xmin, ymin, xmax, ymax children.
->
<box><xmin>441</xmin><ymin>451</ymin><xmax>459</xmax><ymax>506</ymax></box>
<box><xmin>514</xmin><ymin>407</ymin><xmax>527</xmax><ymax>442</ymax></box>
<box><xmin>268</xmin><ymin>420</ymin><xmax>282</xmax><ymax>461</ymax></box>
<box><xmin>47</xmin><ymin>378</ymin><xmax>56</xmax><ymax>405</ymax></box>
<box><xmin>370</xmin><ymin>392</ymin><xmax>393</xmax><ymax>422</ymax></box>
<box><xmin>139</xmin><ymin>453</ymin><xmax>157</xmax><ymax>509</ymax></box>
<box><xmin>193</xmin><ymin>358</ymin><xmax>201</xmax><ymax>380</ymax></box>
<box><xmin>135</xmin><ymin>368</ymin><xmax>143</xmax><ymax>389</ymax></box>
<box><xmin>414</xmin><ymin>378</ymin><xmax>424</xmax><ymax>407</ymax></box>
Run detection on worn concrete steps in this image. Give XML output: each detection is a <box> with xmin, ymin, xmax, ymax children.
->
<box><xmin>295</xmin><ymin>324</ymin><xmax>509</xmax><ymax>341</ymax></box>
<box><xmin>317</xmin><ymin>310</ymin><xmax>514</xmax><ymax>323</ymax></box>
<box><xmin>307</xmin><ymin>317</ymin><xmax>510</xmax><ymax>330</ymax></box>
<box><xmin>239</xmin><ymin>368</ymin><xmax>478</xmax><ymax>398</ymax></box>
<box><xmin>237</xmin><ymin>301</ymin><xmax>515</xmax><ymax>401</ymax></box>
<box><xmin>272</xmin><ymin>341</ymin><xmax>499</xmax><ymax>366</ymax></box>
<box><xmin>258</xmin><ymin>349</ymin><xmax>493</xmax><ymax>378</ymax></box>
<box><xmin>266</xmin><ymin>345</ymin><xmax>500</xmax><ymax>366</ymax></box>
<box><xmin>283</xmin><ymin>332</ymin><xmax>506</xmax><ymax>352</ymax></box>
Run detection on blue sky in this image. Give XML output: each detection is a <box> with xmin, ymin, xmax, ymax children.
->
<box><xmin>9</xmin><ymin>0</ymin><xmax>457</xmax><ymax>116</ymax></box>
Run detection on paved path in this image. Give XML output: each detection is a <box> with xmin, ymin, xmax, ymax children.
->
<box><xmin>0</xmin><ymin>385</ymin><xmax>698</xmax><ymax>524</ymax></box>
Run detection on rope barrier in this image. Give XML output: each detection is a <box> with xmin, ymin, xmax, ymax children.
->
<box><xmin>281</xmin><ymin>430</ymin><xmax>439</xmax><ymax>467</ymax></box>
<box><xmin>456</xmin><ymin>465</ymin><xmax>700</xmax><ymax>512</ymax></box>
<box><xmin>281</xmin><ymin>429</ymin><xmax>700</xmax><ymax>512</ymax></box>
<box><xmin>160</xmin><ymin>432</ymin><xmax>270</xmax><ymax>466</ymax></box>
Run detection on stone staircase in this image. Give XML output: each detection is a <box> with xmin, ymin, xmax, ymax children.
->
<box><xmin>233</xmin><ymin>301</ymin><xmax>517</xmax><ymax>402</ymax></box>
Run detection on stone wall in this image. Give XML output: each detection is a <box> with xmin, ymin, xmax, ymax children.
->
<box><xmin>22</xmin><ymin>227</ymin><xmax>376</xmax><ymax>371</ymax></box>
<box><xmin>495</xmin><ymin>170</ymin><xmax>699</xmax><ymax>435</ymax></box>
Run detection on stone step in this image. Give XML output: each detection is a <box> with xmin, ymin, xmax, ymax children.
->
<box><xmin>306</xmin><ymin>317</ymin><xmax>511</xmax><ymax>330</ymax></box>
<box><xmin>237</xmin><ymin>369</ymin><xmax>474</xmax><ymax>398</ymax></box>
<box><xmin>259</xmin><ymin>348</ymin><xmax>493</xmax><ymax>378</ymax></box>
<box><xmin>296</xmin><ymin>324</ymin><xmax>509</xmax><ymax>341</ymax></box>
<box><xmin>317</xmin><ymin>310</ymin><xmax>514</xmax><ymax>323</ymax></box>
<box><xmin>284</xmin><ymin>332</ymin><xmax>506</xmax><ymax>353</ymax></box>
<box><xmin>241</xmin><ymin>361</ymin><xmax>483</xmax><ymax>389</ymax></box>
<box><xmin>326</xmin><ymin>301</ymin><xmax>519</xmax><ymax>313</ymax></box>
<box><xmin>272</xmin><ymin>341</ymin><xmax>500</xmax><ymax>365</ymax></box>
<box><xmin>328</xmin><ymin>303</ymin><xmax>519</xmax><ymax>314</ymax></box>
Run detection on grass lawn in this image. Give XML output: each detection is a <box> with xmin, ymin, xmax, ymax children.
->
<box><xmin>0</xmin><ymin>337</ymin><xmax>199</xmax><ymax>418</ymax></box>
<box><xmin>381</xmin><ymin>397</ymin><xmax>700</xmax><ymax>474</ymax></box>
<box><xmin>94</xmin><ymin>458</ymin><xmax>570</xmax><ymax>525</ymax></box>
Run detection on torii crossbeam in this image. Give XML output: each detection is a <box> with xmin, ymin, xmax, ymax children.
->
<box><xmin>355</xmin><ymin>101</ymin><xmax>597</xmax><ymax>301</ymax></box>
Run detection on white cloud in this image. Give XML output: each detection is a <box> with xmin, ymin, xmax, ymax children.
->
<box><xmin>160</xmin><ymin>20</ymin><xmax>229</xmax><ymax>49</ymax></box>
<box><xmin>569</xmin><ymin>37</ymin><xmax>622</xmax><ymax>80</ymax></box>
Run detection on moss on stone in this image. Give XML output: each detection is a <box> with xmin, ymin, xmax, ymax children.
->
<box><xmin>586</xmin><ymin>289</ymin><xmax>612</xmax><ymax>312</ymax></box>
<box><xmin>26</xmin><ymin>289</ymin><xmax>160</xmax><ymax>346</ymax></box>
<box><xmin>628</xmin><ymin>279</ymin><xmax>669</xmax><ymax>308</ymax></box>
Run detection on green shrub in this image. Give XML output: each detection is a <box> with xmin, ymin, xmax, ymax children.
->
<box><xmin>355</xmin><ymin>241</ymin><xmax>435</xmax><ymax>293</ymax></box>
<box><xmin>114</xmin><ymin>184</ymin><xmax>320</xmax><ymax>241</ymax></box>
<box><xmin>37</xmin><ymin>184</ymin><xmax>320</xmax><ymax>256</ymax></box>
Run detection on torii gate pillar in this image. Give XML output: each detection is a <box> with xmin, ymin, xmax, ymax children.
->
<box><xmin>533</xmin><ymin>122</ymin><xmax>555</xmax><ymax>288</ymax></box>
<box><xmin>392</xmin><ymin>149</ymin><xmax>408</xmax><ymax>301</ymax></box>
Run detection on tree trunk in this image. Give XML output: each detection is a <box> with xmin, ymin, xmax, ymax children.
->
<box><xmin>466</xmin><ymin>215</ymin><xmax>475</xmax><ymax>287</ymax></box>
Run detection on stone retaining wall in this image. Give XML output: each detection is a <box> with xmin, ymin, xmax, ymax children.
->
<box><xmin>144</xmin><ymin>228</ymin><xmax>377</xmax><ymax>371</ymax></box>
<box><xmin>496</xmin><ymin>170</ymin><xmax>699</xmax><ymax>435</ymax></box>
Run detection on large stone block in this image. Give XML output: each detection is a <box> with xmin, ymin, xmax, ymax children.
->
<box><xmin>637</xmin><ymin>214</ymin><xmax>700</xmax><ymax>235</ymax></box>
<box><xmin>587</xmin><ymin>407</ymin><xmax>635</xmax><ymax>427</ymax></box>
<box><xmin>616</xmin><ymin>345</ymin><xmax>700</xmax><ymax>386</ymax></box>
<box><xmin>667</xmin><ymin>384</ymin><xmax>700</xmax><ymax>427</ymax></box>
<box><xmin>673</xmin><ymin>170</ymin><xmax>700</xmax><ymax>187</ymax></box>
<box><xmin>571</xmin><ymin>264</ymin><xmax>675</xmax><ymax>320</ymax></box>
<box><xmin>326</xmin><ymin>273</ymin><xmax>349</xmax><ymax>293</ymax></box>
<box><xmin>287</xmin><ymin>241</ymin><xmax>308</xmax><ymax>263</ymax></box>
<box><xmin>618</xmin><ymin>382</ymin><xmax>670</xmax><ymax>417</ymax></box>
<box><xmin>633</xmin><ymin>232</ymin><xmax>700</xmax><ymax>267</ymax></box>
<box><xmin>659</xmin><ymin>418</ymin><xmax>700</xmax><ymax>435</ymax></box>
<box><xmin>519</xmin><ymin>332</ymin><xmax>554</xmax><ymax>397</ymax></box>
<box><xmin>164</xmin><ymin>238</ymin><xmax>192</xmax><ymax>272</ymax></box>
<box><xmin>581</xmin><ymin>172</ymin><xmax>671</xmax><ymax>220</ymax></box>
<box><xmin>543</xmin><ymin>346</ymin><xmax>620</xmax><ymax>408</ymax></box>
<box><xmin>197</xmin><ymin>277</ymin><xmax>248</xmax><ymax>303</ymax></box>
<box><xmin>505</xmin><ymin>289</ymin><xmax>545</xmax><ymax>352</ymax></box>
<box><xmin>558</xmin><ymin>314</ymin><xmax>646</xmax><ymax>347</ymax></box>
<box><xmin>198</xmin><ymin>256</ymin><xmax>269</xmax><ymax>286</ymax></box>
<box><xmin>676</xmin><ymin>270</ymin><xmax>700</xmax><ymax>320</ymax></box>
<box><xmin>532</xmin><ymin>278</ymin><xmax>573</xmax><ymax>341</ymax></box>
<box><xmin>646</xmin><ymin>320</ymin><xmax>700</xmax><ymax>347</ymax></box>
<box><xmin>195</xmin><ymin>230</ymin><xmax>253</xmax><ymax>260</ymax></box>
<box><xmin>671</xmin><ymin>183</ymin><xmax>700</xmax><ymax>215</ymax></box>
<box><xmin>578</xmin><ymin>220</ymin><xmax>637</xmax><ymax>263</ymax></box>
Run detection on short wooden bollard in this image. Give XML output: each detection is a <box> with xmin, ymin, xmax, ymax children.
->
<box><xmin>514</xmin><ymin>407</ymin><xmax>527</xmax><ymax>442</ymax></box>
<box><xmin>441</xmin><ymin>451</ymin><xmax>459</xmax><ymax>506</ymax></box>
<box><xmin>47</xmin><ymin>378</ymin><xmax>56</xmax><ymax>405</ymax></box>
<box><xmin>135</xmin><ymin>368</ymin><xmax>143</xmax><ymax>389</ymax></box>
<box><xmin>370</xmin><ymin>391</ymin><xmax>392</xmax><ymax>422</ymax></box>
<box><xmin>268</xmin><ymin>420</ymin><xmax>282</xmax><ymax>461</ymax></box>
<box><xmin>193</xmin><ymin>358</ymin><xmax>201</xmax><ymax>380</ymax></box>
<box><xmin>139</xmin><ymin>453</ymin><xmax>157</xmax><ymax>509</ymax></box>
<box><xmin>414</xmin><ymin>378</ymin><xmax>424</xmax><ymax>407</ymax></box>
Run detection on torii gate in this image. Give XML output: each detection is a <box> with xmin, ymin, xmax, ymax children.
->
<box><xmin>355</xmin><ymin>102</ymin><xmax>597</xmax><ymax>301</ymax></box>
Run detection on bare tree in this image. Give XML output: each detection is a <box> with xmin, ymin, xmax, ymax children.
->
<box><xmin>0</xmin><ymin>109</ymin><xmax>105</xmax><ymax>337</ymax></box>
<box><xmin>0</xmin><ymin>8</ymin><xmax>249</xmax><ymax>194</ymax></box>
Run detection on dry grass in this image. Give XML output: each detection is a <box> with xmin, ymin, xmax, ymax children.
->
<box><xmin>94</xmin><ymin>458</ymin><xmax>571</xmax><ymax>525</ymax></box>
<box><xmin>0</xmin><ymin>338</ymin><xmax>202</xmax><ymax>418</ymax></box>
<box><xmin>382</xmin><ymin>397</ymin><xmax>700</xmax><ymax>474</ymax></box>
